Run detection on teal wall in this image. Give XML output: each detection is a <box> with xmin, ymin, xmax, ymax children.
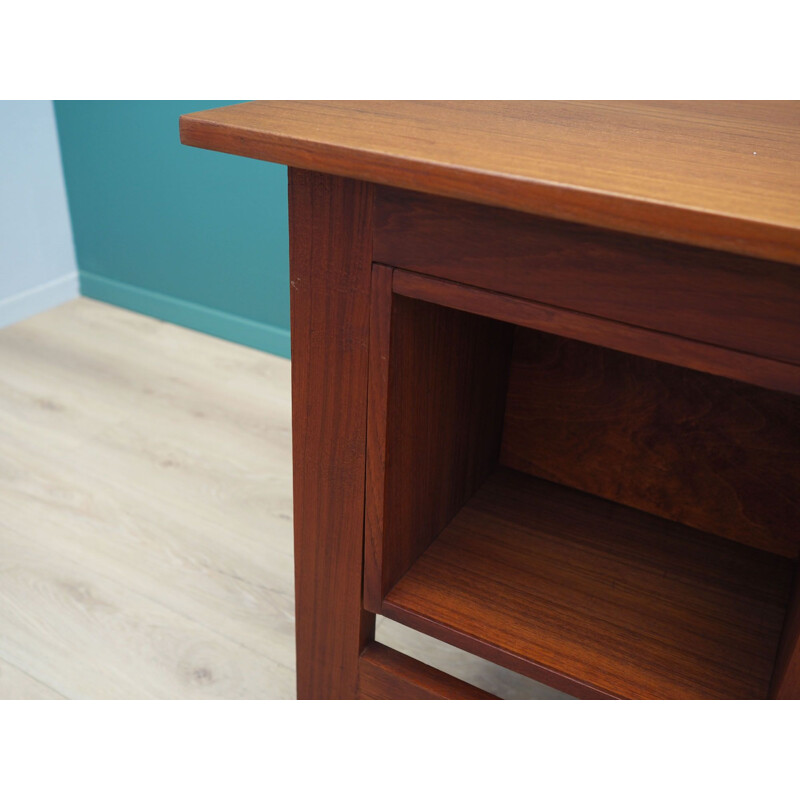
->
<box><xmin>54</xmin><ymin>101</ymin><xmax>290</xmax><ymax>357</ymax></box>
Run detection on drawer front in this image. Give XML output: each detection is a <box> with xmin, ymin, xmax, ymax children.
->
<box><xmin>374</xmin><ymin>185</ymin><xmax>800</xmax><ymax>366</ymax></box>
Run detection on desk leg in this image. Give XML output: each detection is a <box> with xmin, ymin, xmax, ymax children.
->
<box><xmin>289</xmin><ymin>169</ymin><xmax>375</xmax><ymax>699</ymax></box>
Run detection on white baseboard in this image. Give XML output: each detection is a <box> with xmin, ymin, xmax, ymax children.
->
<box><xmin>0</xmin><ymin>272</ymin><xmax>80</xmax><ymax>328</ymax></box>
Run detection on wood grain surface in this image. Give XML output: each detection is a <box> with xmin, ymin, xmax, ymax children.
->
<box><xmin>375</xmin><ymin>186</ymin><xmax>800</xmax><ymax>367</ymax></box>
<box><xmin>383</xmin><ymin>468</ymin><xmax>794</xmax><ymax>700</ymax></box>
<box><xmin>500</xmin><ymin>328</ymin><xmax>800</xmax><ymax>558</ymax></box>
<box><xmin>770</xmin><ymin>562</ymin><xmax>800</xmax><ymax>698</ymax></box>
<box><xmin>357</xmin><ymin>643</ymin><xmax>497</xmax><ymax>700</ymax></box>
<box><xmin>392</xmin><ymin>268</ymin><xmax>800</xmax><ymax>395</ymax></box>
<box><xmin>363</xmin><ymin>265</ymin><xmax>394</xmax><ymax>611</ymax></box>
<box><xmin>289</xmin><ymin>169</ymin><xmax>376</xmax><ymax>699</ymax></box>
<box><xmin>180</xmin><ymin>101</ymin><xmax>800</xmax><ymax>264</ymax></box>
<box><xmin>0</xmin><ymin>652</ymin><xmax>64</xmax><ymax>700</ymax></box>
<box><xmin>363</xmin><ymin>287</ymin><xmax>512</xmax><ymax>610</ymax></box>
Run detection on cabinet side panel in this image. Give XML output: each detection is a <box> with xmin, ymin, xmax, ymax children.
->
<box><xmin>289</xmin><ymin>169</ymin><xmax>375</xmax><ymax>699</ymax></box>
<box><xmin>375</xmin><ymin>294</ymin><xmax>513</xmax><ymax>599</ymax></box>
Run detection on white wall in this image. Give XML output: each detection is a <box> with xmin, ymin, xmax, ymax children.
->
<box><xmin>0</xmin><ymin>101</ymin><xmax>78</xmax><ymax>327</ymax></box>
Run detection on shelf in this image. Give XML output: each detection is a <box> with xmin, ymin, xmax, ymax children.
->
<box><xmin>382</xmin><ymin>468</ymin><xmax>795</xmax><ymax>699</ymax></box>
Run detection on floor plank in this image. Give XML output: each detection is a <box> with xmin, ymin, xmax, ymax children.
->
<box><xmin>0</xmin><ymin>522</ymin><xmax>293</xmax><ymax>699</ymax></box>
<box><xmin>0</xmin><ymin>655</ymin><xmax>65</xmax><ymax>699</ymax></box>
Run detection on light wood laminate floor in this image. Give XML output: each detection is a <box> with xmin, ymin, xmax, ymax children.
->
<box><xmin>0</xmin><ymin>298</ymin><xmax>568</xmax><ymax>699</ymax></box>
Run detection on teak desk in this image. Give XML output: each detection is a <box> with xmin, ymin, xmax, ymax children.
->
<box><xmin>181</xmin><ymin>102</ymin><xmax>800</xmax><ymax>700</ymax></box>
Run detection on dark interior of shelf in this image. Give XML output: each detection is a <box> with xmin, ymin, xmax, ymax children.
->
<box><xmin>382</xmin><ymin>467</ymin><xmax>795</xmax><ymax>700</ymax></box>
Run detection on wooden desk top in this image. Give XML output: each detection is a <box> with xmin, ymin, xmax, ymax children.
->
<box><xmin>180</xmin><ymin>101</ymin><xmax>800</xmax><ymax>265</ymax></box>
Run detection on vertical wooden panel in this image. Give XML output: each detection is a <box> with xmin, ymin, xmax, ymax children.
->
<box><xmin>364</xmin><ymin>291</ymin><xmax>513</xmax><ymax>608</ymax></box>
<box><xmin>363</xmin><ymin>265</ymin><xmax>394</xmax><ymax>611</ymax></box>
<box><xmin>771</xmin><ymin>564</ymin><xmax>800</xmax><ymax>699</ymax></box>
<box><xmin>289</xmin><ymin>169</ymin><xmax>375</xmax><ymax>699</ymax></box>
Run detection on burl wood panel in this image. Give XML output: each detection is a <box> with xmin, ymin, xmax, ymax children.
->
<box><xmin>363</xmin><ymin>291</ymin><xmax>513</xmax><ymax>610</ymax></box>
<box><xmin>383</xmin><ymin>468</ymin><xmax>794</xmax><ymax>700</ymax></box>
<box><xmin>289</xmin><ymin>169</ymin><xmax>375</xmax><ymax>699</ymax></box>
<box><xmin>500</xmin><ymin>329</ymin><xmax>800</xmax><ymax>559</ymax></box>
<box><xmin>374</xmin><ymin>186</ymin><xmax>800</xmax><ymax>366</ymax></box>
<box><xmin>356</xmin><ymin>643</ymin><xmax>497</xmax><ymax>700</ymax></box>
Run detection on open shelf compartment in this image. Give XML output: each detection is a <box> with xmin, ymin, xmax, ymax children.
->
<box><xmin>364</xmin><ymin>265</ymin><xmax>800</xmax><ymax>699</ymax></box>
